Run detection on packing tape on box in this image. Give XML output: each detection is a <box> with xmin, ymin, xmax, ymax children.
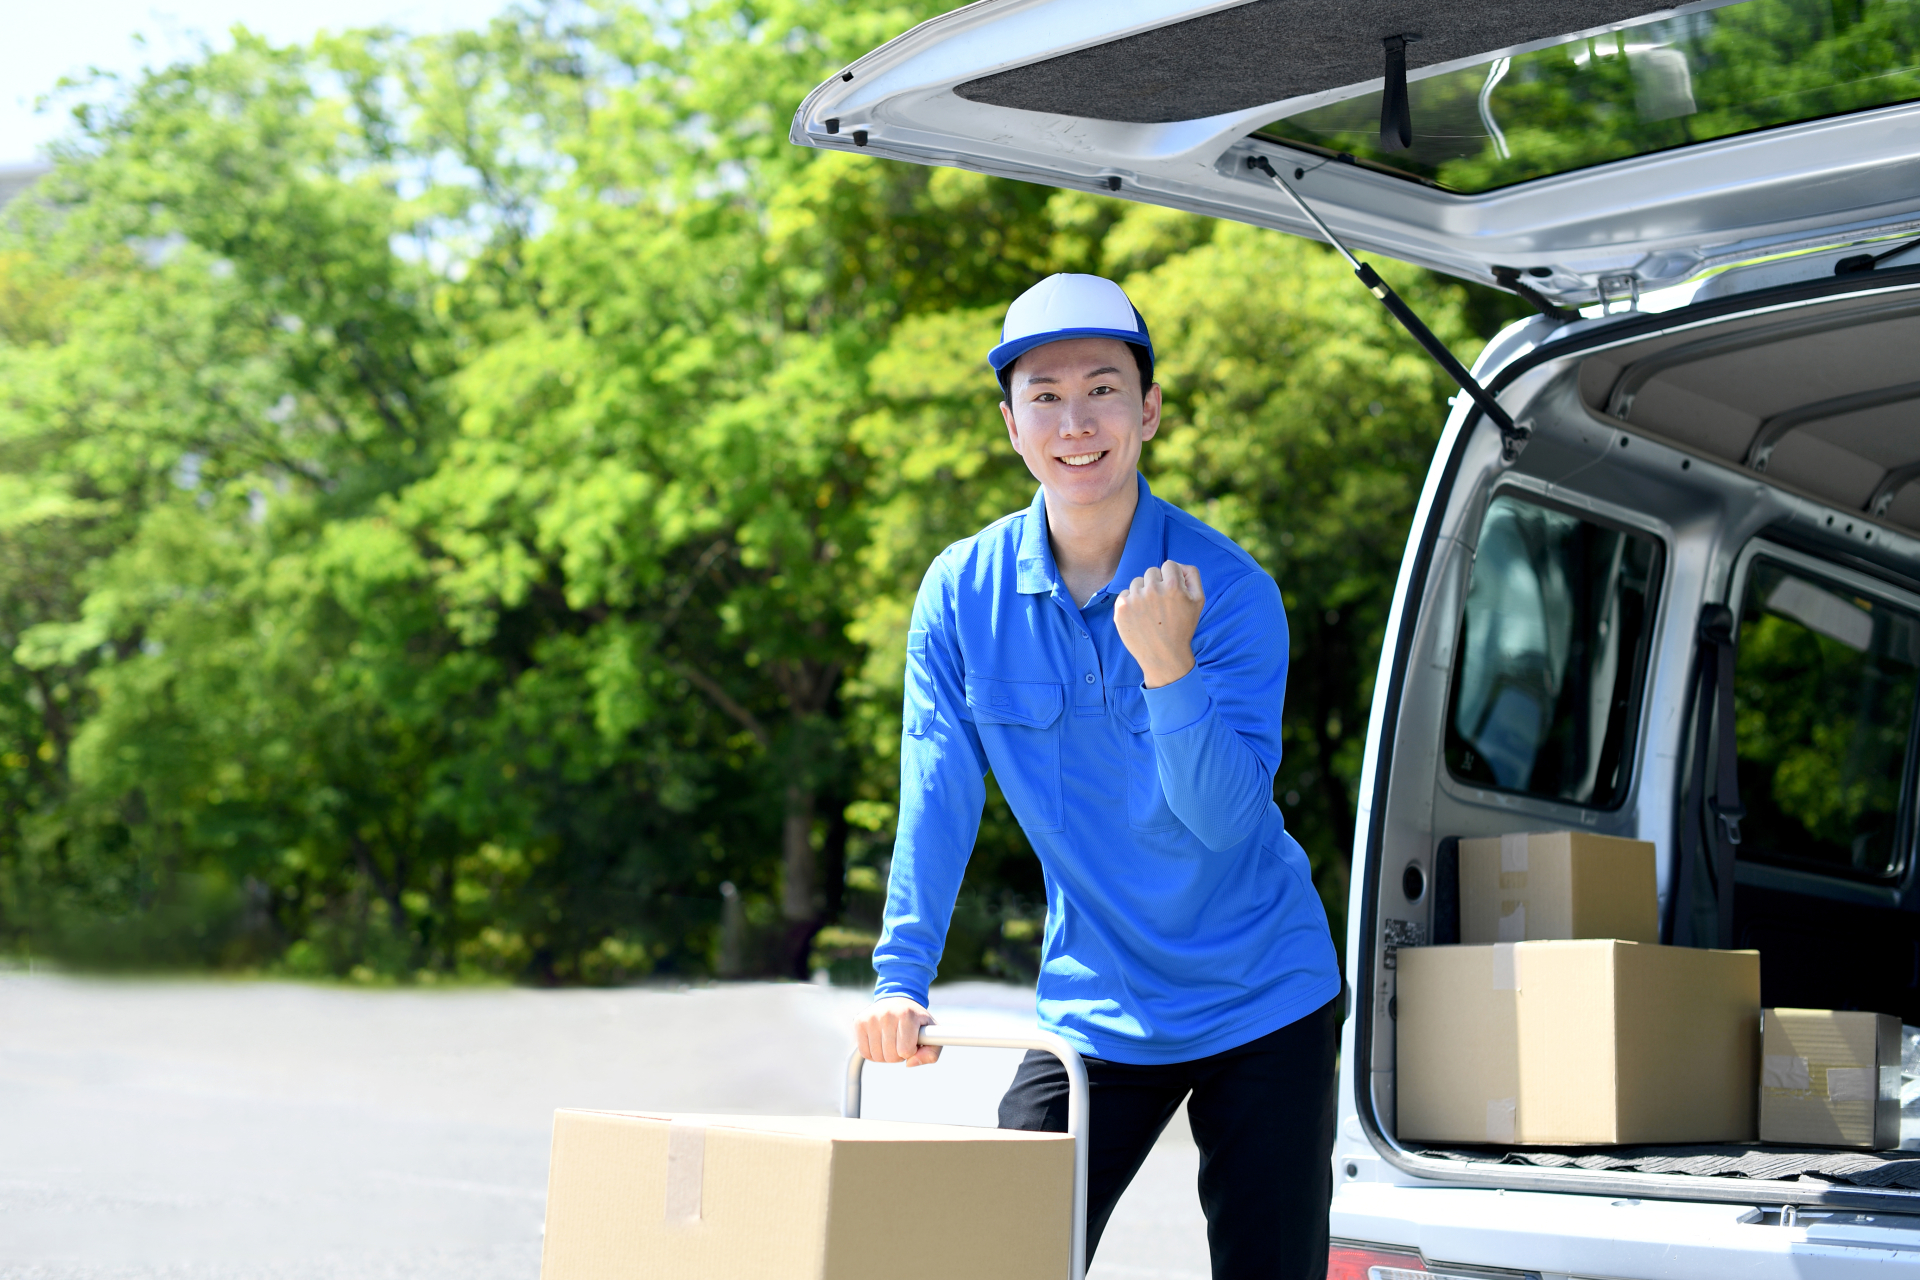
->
<box><xmin>665</xmin><ymin>1119</ymin><xmax>707</xmax><ymax>1222</ymax></box>
<box><xmin>1490</xmin><ymin>943</ymin><xmax>1517</xmax><ymax>991</ymax></box>
<box><xmin>1827</xmin><ymin>1067</ymin><xmax>1875</xmax><ymax>1102</ymax></box>
<box><xmin>1486</xmin><ymin>1098</ymin><xmax>1517</xmax><ymax>1143</ymax></box>
<box><xmin>1500</xmin><ymin>832</ymin><xmax>1528</xmax><ymax>873</ymax></box>
<box><xmin>1497</xmin><ymin>902</ymin><xmax>1526</xmax><ymax>943</ymax></box>
<box><xmin>1763</xmin><ymin>1054</ymin><xmax>1811</xmax><ymax>1091</ymax></box>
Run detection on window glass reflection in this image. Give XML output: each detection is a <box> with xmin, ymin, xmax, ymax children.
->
<box><xmin>1446</xmin><ymin>496</ymin><xmax>1660</xmax><ymax>807</ymax></box>
<box><xmin>1733</xmin><ymin>561</ymin><xmax>1919</xmax><ymax>880</ymax></box>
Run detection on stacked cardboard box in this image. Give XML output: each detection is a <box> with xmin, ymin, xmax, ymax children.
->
<box><xmin>1760</xmin><ymin>1009</ymin><xmax>1902</xmax><ymax>1149</ymax></box>
<box><xmin>1397</xmin><ymin>939</ymin><xmax>1760</xmax><ymax>1144</ymax></box>
<box><xmin>1398</xmin><ymin>831</ymin><xmax>1762</xmax><ymax>1146</ymax></box>
<box><xmin>539</xmin><ymin>1109</ymin><xmax>1072</xmax><ymax>1280</ymax></box>
<box><xmin>1457</xmin><ymin>831</ymin><xmax>1661</xmax><ymax>944</ymax></box>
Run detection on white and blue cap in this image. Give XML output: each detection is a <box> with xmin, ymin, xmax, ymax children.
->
<box><xmin>989</xmin><ymin>273</ymin><xmax>1154</xmax><ymax>396</ymax></box>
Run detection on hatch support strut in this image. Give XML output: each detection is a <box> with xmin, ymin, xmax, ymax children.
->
<box><xmin>1247</xmin><ymin>154</ymin><xmax>1530</xmax><ymax>462</ymax></box>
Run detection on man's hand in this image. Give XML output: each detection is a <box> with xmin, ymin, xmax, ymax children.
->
<box><xmin>854</xmin><ymin>996</ymin><xmax>941</xmax><ymax>1067</ymax></box>
<box><xmin>1115</xmin><ymin>560</ymin><xmax>1205</xmax><ymax>689</ymax></box>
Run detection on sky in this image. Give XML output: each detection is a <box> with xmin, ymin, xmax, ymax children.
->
<box><xmin>0</xmin><ymin>1</ymin><xmax>518</xmax><ymax>168</ymax></box>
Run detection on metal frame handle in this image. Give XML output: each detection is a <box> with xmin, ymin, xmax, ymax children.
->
<box><xmin>843</xmin><ymin>1027</ymin><xmax>1089</xmax><ymax>1280</ymax></box>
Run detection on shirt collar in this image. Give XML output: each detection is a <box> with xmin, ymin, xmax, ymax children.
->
<box><xmin>1015</xmin><ymin>485</ymin><xmax>1054</xmax><ymax>595</ymax></box>
<box><xmin>1014</xmin><ymin>474</ymin><xmax>1165</xmax><ymax>600</ymax></box>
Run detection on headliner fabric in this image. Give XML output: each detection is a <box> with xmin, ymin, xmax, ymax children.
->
<box><xmin>955</xmin><ymin>0</ymin><xmax>1682</xmax><ymax>124</ymax></box>
<box><xmin>1414</xmin><ymin>1143</ymin><xmax>1920</xmax><ymax>1190</ymax></box>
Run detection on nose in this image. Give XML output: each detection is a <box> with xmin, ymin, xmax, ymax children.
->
<box><xmin>1058</xmin><ymin>396</ymin><xmax>1098</xmax><ymax>437</ymax></box>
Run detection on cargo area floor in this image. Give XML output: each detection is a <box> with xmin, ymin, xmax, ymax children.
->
<box><xmin>1413</xmin><ymin>1143</ymin><xmax>1920</xmax><ymax>1190</ymax></box>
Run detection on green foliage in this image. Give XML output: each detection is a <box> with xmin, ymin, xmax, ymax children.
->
<box><xmin>0</xmin><ymin>0</ymin><xmax>1517</xmax><ymax>981</ymax></box>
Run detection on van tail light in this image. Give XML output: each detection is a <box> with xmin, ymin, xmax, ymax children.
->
<box><xmin>1327</xmin><ymin>1240</ymin><xmax>1428</xmax><ymax>1280</ymax></box>
<box><xmin>1329</xmin><ymin>1240</ymin><xmax>1534</xmax><ymax>1280</ymax></box>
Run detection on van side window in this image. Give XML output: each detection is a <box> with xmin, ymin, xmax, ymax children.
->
<box><xmin>1733</xmin><ymin>561</ymin><xmax>1919</xmax><ymax>882</ymax></box>
<box><xmin>1445</xmin><ymin>495</ymin><xmax>1660</xmax><ymax>807</ymax></box>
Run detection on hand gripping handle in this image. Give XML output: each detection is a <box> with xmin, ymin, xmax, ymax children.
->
<box><xmin>843</xmin><ymin>1027</ymin><xmax>1089</xmax><ymax>1280</ymax></box>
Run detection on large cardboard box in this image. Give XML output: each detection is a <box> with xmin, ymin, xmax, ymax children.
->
<box><xmin>1397</xmin><ymin>941</ymin><xmax>1760</xmax><ymax>1145</ymax></box>
<box><xmin>539</xmin><ymin>1109</ymin><xmax>1073</xmax><ymax>1280</ymax></box>
<box><xmin>1459</xmin><ymin>831</ymin><xmax>1659</xmax><ymax>944</ymax></box>
<box><xmin>1760</xmin><ymin>1009</ymin><xmax>1903</xmax><ymax>1149</ymax></box>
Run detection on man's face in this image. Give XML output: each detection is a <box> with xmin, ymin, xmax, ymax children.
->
<box><xmin>1000</xmin><ymin>337</ymin><xmax>1162</xmax><ymax>510</ymax></box>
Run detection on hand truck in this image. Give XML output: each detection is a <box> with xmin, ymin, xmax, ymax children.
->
<box><xmin>843</xmin><ymin>1026</ymin><xmax>1090</xmax><ymax>1280</ymax></box>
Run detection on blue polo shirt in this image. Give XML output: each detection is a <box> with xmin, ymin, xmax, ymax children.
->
<box><xmin>874</xmin><ymin>475</ymin><xmax>1340</xmax><ymax>1064</ymax></box>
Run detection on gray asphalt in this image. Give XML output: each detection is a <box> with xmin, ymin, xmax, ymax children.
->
<box><xmin>1</xmin><ymin>972</ymin><xmax>1208</xmax><ymax>1279</ymax></box>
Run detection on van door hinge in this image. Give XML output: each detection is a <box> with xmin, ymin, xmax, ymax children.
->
<box><xmin>1599</xmin><ymin>272</ymin><xmax>1640</xmax><ymax>314</ymax></box>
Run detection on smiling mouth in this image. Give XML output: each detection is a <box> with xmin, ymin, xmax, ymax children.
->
<box><xmin>1058</xmin><ymin>451</ymin><xmax>1107</xmax><ymax>468</ymax></box>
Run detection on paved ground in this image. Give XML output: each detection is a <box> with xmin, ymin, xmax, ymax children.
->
<box><xmin>1</xmin><ymin>972</ymin><xmax>1208</xmax><ymax>1279</ymax></box>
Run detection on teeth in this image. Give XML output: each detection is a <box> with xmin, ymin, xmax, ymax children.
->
<box><xmin>1059</xmin><ymin>452</ymin><xmax>1105</xmax><ymax>467</ymax></box>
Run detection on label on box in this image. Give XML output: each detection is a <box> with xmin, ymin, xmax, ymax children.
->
<box><xmin>1500</xmin><ymin>832</ymin><xmax>1528</xmax><ymax>873</ymax></box>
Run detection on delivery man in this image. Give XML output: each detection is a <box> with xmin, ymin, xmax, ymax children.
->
<box><xmin>854</xmin><ymin>274</ymin><xmax>1342</xmax><ymax>1280</ymax></box>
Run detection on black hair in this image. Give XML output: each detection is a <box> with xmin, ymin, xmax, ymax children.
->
<box><xmin>998</xmin><ymin>341</ymin><xmax>1154</xmax><ymax>401</ymax></box>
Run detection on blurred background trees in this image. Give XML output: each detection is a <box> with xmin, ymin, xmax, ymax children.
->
<box><xmin>0</xmin><ymin>0</ymin><xmax>1517</xmax><ymax>983</ymax></box>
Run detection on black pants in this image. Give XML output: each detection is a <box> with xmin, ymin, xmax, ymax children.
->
<box><xmin>998</xmin><ymin>995</ymin><xmax>1339</xmax><ymax>1280</ymax></box>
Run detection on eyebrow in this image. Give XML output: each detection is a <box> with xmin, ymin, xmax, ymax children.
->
<box><xmin>1023</xmin><ymin>366</ymin><xmax>1124</xmax><ymax>386</ymax></box>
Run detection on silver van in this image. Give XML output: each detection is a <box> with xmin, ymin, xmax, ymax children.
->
<box><xmin>795</xmin><ymin>0</ymin><xmax>1920</xmax><ymax>1271</ymax></box>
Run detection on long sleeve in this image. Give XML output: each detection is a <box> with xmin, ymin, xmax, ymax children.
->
<box><xmin>1142</xmin><ymin>572</ymin><xmax>1288</xmax><ymax>852</ymax></box>
<box><xmin>870</xmin><ymin>560</ymin><xmax>989</xmax><ymax>1007</ymax></box>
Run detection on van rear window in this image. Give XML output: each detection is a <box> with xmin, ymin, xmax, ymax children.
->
<box><xmin>1251</xmin><ymin>0</ymin><xmax>1920</xmax><ymax>195</ymax></box>
<box><xmin>1733</xmin><ymin>561</ymin><xmax>1920</xmax><ymax>881</ymax></box>
<box><xmin>1445</xmin><ymin>495</ymin><xmax>1661</xmax><ymax>808</ymax></box>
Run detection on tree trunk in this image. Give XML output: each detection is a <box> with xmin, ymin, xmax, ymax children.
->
<box><xmin>781</xmin><ymin>781</ymin><xmax>819</xmax><ymax>978</ymax></box>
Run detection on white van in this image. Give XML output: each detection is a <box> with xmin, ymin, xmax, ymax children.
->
<box><xmin>796</xmin><ymin>0</ymin><xmax>1920</xmax><ymax>1271</ymax></box>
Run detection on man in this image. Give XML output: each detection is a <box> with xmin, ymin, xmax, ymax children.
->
<box><xmin>854</xmin><ymin>273</ymin><xmax>1341</xmax><ymax>1280</ymax></box>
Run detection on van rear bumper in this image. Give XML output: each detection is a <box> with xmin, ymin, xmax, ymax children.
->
<box><xmin>1331</xmin><ymin>1181</ymin><xmax>1920</xmax><ymax>1278</ymax></box>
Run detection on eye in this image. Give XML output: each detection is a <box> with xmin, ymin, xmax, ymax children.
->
<box><xmin>1033</xmin><ymin>391</ymin><xmax>1059</xmax><ymax>402</ymax></box>
<box><xmin>1090</xmin><ymin>384</ymin><xmax>1116</xmax><ymax>395</ymax></box>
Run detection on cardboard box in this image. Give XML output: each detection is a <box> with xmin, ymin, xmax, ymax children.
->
<box><xmin>1760</xmin><ymin>1009</ymin><xmax>1902</xmax><ymax>1149</ymax></box>
<box><xmin>1396</xmin><ymin>940</ymin><xmax>1760</xmax><ymax>1145</ymax></box>
<box><xmin>539</xmin><ymin>1109</ymin><xmax>1072</xmax><ymax>1280</ymax></box>
<box><xmin>1459</xmin><ymin>831</ymin><xmax>1659</xmax><ymax>944</ymax></box>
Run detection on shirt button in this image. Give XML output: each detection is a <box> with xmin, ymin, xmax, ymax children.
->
<box><xmin>1084</xmin><ymin>673</ymin><xmax>1097</xmax><ymax>684</ymax></box>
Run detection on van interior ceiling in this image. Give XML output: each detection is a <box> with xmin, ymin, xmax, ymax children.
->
<box><xmin>1365</xmin><ymin>269</ymin><xmax>1920</xmax><ymax>1198</ymax></box>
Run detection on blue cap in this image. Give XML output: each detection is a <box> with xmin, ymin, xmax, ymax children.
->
<box><xmin>989</xmin><ymin>273</ymin><xmax>1154</xmax><ymax>395</ymax></box>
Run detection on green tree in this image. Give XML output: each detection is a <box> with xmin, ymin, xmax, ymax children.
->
<box><xmin>0</xmin><ymin>0</ymin><xmax>1513</xmax><ymax>980</ymax></box>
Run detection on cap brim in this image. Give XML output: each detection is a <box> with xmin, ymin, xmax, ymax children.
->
<box><xmin>988</xmin><ymin>328</ymin><xmax>1152</xmax><ymax>373</ymax></box>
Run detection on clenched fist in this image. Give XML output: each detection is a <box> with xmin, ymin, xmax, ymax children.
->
<box><xmin>1114</xmin><ymin>559</ymin><xmax>1204</xmax><ymax>689</ymax></box>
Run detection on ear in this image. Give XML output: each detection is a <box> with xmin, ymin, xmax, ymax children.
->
<box><xmin>1140</xmin><ymin>383</ymin><xmax>1163</xmax><ymax>442</ymax></box>
<box><xmin>1000</xmin><ymin>398</ymin><xmax>1021</xmax><ymax>454</ymax></box>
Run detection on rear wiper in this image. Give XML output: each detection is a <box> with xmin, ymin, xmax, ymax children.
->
<box><xmin>1247</xmin><ymin>154</ymin><xmax>1531</xmax><ymax>463</ymax></box>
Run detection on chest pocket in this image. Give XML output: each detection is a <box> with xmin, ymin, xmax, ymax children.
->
<box><xmin>1112</xmin><ymin>685</ymin><xmax>1184</xmax><ymax>834</ymax></box>
<box><xmin>965</xmin><ymin>676</ymin><xmax>1064</xmax><ymax>834</ymax></box>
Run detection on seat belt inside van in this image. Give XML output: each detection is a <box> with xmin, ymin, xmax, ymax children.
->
<box><xmin>1247</xmin><ymin>154</ymin><xmax>1531</xmax><ymax>463</ymax></box>
<box><xmin>1670</xmin><ymin>605</ymin><xmax>1744</xmax><ymax>948</ymax></box>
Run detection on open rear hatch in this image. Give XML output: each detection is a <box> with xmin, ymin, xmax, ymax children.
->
<box><xmin>791</xmin><ymin>0</ymin><xmax>1920</xmax><ymax>308</ymax></box>
<box><xmin>792</xmin><ymin>0</ymin><xmax>1920</xmax><ymax>1207</ymax></box>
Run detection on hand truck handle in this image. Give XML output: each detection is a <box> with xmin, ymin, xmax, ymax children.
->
<box><xmin>843</xmin><ymin>1026</ymin><xmax>1089</xmax><ymax>1280</ymax></box>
